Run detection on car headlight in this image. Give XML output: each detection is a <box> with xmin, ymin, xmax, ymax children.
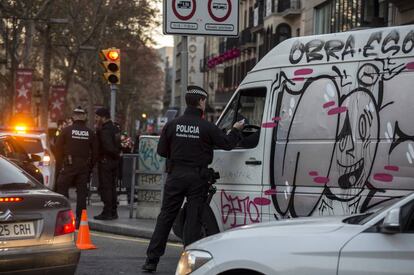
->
<box><xmin>176</xmin><ymin>250</ymin><xmax>212</xmax><ymax>275</ymax></box>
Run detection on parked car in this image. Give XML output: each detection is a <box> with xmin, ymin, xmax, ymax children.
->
<box><xmin>0</xmin><ymin>127</ymin><xmax>56</xmax><ymax>190</ymax></box>
<box><xmin>176</xmin><ymin>192</ymin><xmax>414</xmax><ymax>275</ymax></box>
<box><xmin>0</xmin><ymin>156</ymin><xmax>80</xmax><ymax>274</ymax></box>
<box><xmin>0</xmin><ymin>134</ymin><xmax>44</xmax><ymax>184</ymax></box>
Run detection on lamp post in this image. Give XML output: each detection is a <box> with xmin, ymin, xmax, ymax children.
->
<box><xmin>33</xmin><ymin>90</ymin><xmax>41</xmax><ymax>127</ymax></box>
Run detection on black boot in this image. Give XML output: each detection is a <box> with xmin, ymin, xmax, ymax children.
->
<box><xmin>142</xmin><ymin>257</ymin><xmax>159</xmax><ymax>272</ymax></box>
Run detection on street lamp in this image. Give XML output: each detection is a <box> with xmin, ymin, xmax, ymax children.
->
<box><xmin>141</xmin><ymin>113</ymin><xmax>147</xmax><ymax>119</ymax></box>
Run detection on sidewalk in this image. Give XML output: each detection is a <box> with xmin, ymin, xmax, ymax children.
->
<box><xmin>71</xmin><ymin>193</ymin><xmax>181</xmax><ymax>243</ymax></box>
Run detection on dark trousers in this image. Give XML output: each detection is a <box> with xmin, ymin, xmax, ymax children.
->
<box><xmin>98</xmin><ymin>159</ymin><xmax>119</xmax><ymax>216</ymax></box>
<box><xmin>56</xmin><ymin>162</ymin><xmax>89</xmax><ymax>220</ymax></box>
<box><xmin>147</xmin><ymin>166</ymin><xmax>207</xmax><ymax>259</ymax></box>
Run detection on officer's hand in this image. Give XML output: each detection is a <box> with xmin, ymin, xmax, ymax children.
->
<box><xmin>233</xmin><ymin>119</ymin><xmax>245</xmax><ymax>130</ymax></box>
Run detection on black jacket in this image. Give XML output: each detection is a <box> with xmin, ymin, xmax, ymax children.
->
<box><xmin>55</xmin><ymin>120</ymin><xmax>98</xmax><ymax>166</ymax></box>
<box><xmin>97</xmin><ymin>120</ymin><xmax>121</xmax><ymax>160</ymax></box>
<box><xmin>157</xmin><ymin>107</ymin><xmax>242</xmax><ymax>168</ymax></box>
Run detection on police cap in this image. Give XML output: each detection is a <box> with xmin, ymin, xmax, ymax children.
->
<box><xmin>95</xmin><ymin>107</ymin><xmax>111</xmax><ymax>119</ymax></box>
<box><xmin>186</xmin><ymin>85</ymin><xmax>208</xmax><ymax>98</ymax></box>
<box><xmin>73</xmin><ymin>106</ymin><xmax>86</xmax><ymax>114</ymax></box>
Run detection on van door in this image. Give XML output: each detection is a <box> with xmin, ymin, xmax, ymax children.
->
<box><xmin>211</xmin><ymin>81</ymin><xmax>271</xmax><ymax>230</ymax></box>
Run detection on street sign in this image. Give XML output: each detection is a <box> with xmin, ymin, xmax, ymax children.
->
<box><xmin>164</xmin><ymin>0</ymin><xmax>239</xmax><ymax>36</ymax></box>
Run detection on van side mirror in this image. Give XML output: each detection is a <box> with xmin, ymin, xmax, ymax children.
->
<box><xmin>380</xmin><ymin>208</ymin><xmax>401</xmax><ymax>234</ymax></box>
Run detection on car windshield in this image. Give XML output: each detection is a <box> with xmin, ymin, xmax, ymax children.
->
<box><xmin>0</xmin><ymin>157</ymin><xmax>41</xmax><ymax>190</ymax></box>
<box><xmin>13</xmin><ymin>136</ymin><xmax>43</xmax><ymax>154</ymax></box>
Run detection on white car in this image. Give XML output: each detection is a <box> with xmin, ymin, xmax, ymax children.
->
<box><xmin>0</xmin><ymin>129</ymin><xmax>56</xmax><ymax>190</ymax></box>
<box><xmin>176</xmin><ymin>193</ymin><xmax>414</xmax><ymax>275</ymax></box>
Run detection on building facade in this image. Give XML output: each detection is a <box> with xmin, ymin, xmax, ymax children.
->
<box><xmin>157</xmin><ymin>47</ymin><xmax>174</xmax><ymax>111</ymax></box>
<box><xmin>172</xmin><ymin>36</ymin><xmax>205</xmax><ymax>113</ymax></box>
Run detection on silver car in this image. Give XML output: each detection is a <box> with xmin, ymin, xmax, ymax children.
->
<box><xmin>177</xmin><ymin>192</ymin><xmax>414</xmax><ymax>275</ymax></box>
<box><xmin>0</xmin><ymin>156</ymin><xmax>80</xmax><ymax>274</ymax></box>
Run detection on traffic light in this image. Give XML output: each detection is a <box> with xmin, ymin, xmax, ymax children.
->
<box><xmin>99</xmin><ymin>48</ymin><xmax>121</xmax><ymax>84</ymax></box>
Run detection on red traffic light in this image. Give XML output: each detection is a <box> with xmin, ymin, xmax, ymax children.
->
<box><xmin>107</xmin><ymin>50</ymin><xmax>120</xmax><ymax>61</ymax></box>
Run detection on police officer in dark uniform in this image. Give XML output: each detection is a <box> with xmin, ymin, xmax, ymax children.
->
<box><xmin>94</xmin><ymin>107</ymin><xmax>121</xmax><ymax>220</ymax></box>
<box><xmin>142</xmin><ymin>86</ymin><xmax>245</xmax><ymax>272</ymax></box>
<box><xmin>55</xmin><ymin>107</ymin><xmax>98</xmax><ymax>226</ymax></box>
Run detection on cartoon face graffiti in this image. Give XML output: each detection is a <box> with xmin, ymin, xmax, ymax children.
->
<box><xmin>328</xmin><ymin>90</ymin><xmax>380</xmax><ymax>199</ymax></box>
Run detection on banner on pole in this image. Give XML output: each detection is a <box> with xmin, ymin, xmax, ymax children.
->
<box><xmin>15</xmin><ymin>69</ymin><xmax>33</xmax><ymax>114</ymax></box>
<box><xmin>49</xmin><ymin>86</ymin><xmax>67</xmax><ymax>122</ymax></box>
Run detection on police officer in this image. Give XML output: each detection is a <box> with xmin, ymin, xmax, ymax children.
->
<box><xmin>142</xmin><ymin>86</ymin><xmax>245</xmax><ymax>272</ymax></box>
<box><xmin>55</xmin><ymin>107</ymin><xmax>98</xmax><ymax>227</ymax></box>
<box><xmin>94</xmin><ymin>107</ymin><xmax>121</xmax><ymax>220</ymax></box>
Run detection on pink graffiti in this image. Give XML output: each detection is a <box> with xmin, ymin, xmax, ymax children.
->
<box><xmin>221</xmin><ymin>190</ymin><xmax>260</xmax><ymax>228</ymax></box>
<box><xmin>309</xmin><ymin>171</ymin><xmax>318</xmax><ymax>176</ymax></box>
<box><xmin>262</xmin><ymin>122</ymin><xmax>278</xmax><ymax>128</ymax></box>
<box><xmin>328</xmin><ymin>106</ymin><xmax>348</xmax><ymax>115</ymax></box>
<box><xmin>253</xmin><ymin>197</ymin><xmax>271</xmax><ymax>206</ymax></box>
<box><xmin>272</xmin><ymin>116</ymin><xmax>282</xmax><ymax>121</ymax></box>
<box><xmin>264</xmin><ymin>188</ymin><xmax>277</xmax><ymax>195</ymax></box>
<box><xmin>384</xmin><ymin>165</ymin><xmax>399</xmax><ymax>171</ymax></box>
<box><xmin>406</xmin><ymin>62</ymin><xmax>414</xmax><ymax>70</ymax></box>
<box><xmin>313</xmin><ymin>177</ymin><xmax>330</xmax><ymax>184</ymax></box>
<box><xmin>374</xmin><ymin>173</ymin><xmax>394</xmax><ymax>182</ymax></box>
<box><xmin>323</xmin><ymin>101</ymin><xmax>336</xmax><ymax>109</ymax></box>
<box><xmin>292</xmin><ymin>77</ymin><xmax>305</xmax><ymax>82</ymax></box>
<box><xmin>294</xmin><ymin>68</ymin><xmax>313</xmax><ymax>76</ymax></box>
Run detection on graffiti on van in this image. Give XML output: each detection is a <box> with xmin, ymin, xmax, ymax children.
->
<box><xmin>289</xmin><ymin>29</ymin><xmax>414</xmax><ymax>64</ymax></box>
<box><xmin>221</xmin><ymin>190</ymin><xmax>261</xmax><ymax>228</ymax></box>
<box><xmin>270</xmin><ymin>54</ymin><xmax>414</xmax><ymax>219</ymax></box>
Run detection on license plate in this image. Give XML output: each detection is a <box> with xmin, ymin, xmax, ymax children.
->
<box><xmin>0</xmin><ymin>222</ymin><xmax>35</xmax><ymax>239</ymax></box>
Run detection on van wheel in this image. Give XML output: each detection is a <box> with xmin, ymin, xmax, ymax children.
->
<box><xmin>219</xmin><ymin>269</ymin><xmax>264</xmax><ymax>275</ymax></box>
<box><xmin>172</xmin><ymin>204</ymin><xmax>219</xmax><ymax>240</ymax></box>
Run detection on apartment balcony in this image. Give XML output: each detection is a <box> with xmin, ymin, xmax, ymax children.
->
<box><xmin>277</xmin><ymin>0</ymin><xmax>301</xmax><ymax>18</ymax></box>
<box><xmin>389</xmin><ymin>0</ymin><xmax>414</xmax><ymax>12</ymax></box>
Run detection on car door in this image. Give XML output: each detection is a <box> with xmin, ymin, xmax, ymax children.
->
<box><xmin>211</xmin><ymin>82</ymin><xmax>271</xmax><ymax>230</ymax></box>
<box><xmin>338</xmin><ymin>200</ymin><xmax>414</xmax><ymax>275</ymax></box>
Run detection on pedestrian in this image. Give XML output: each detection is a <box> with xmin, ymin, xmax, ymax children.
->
<box><xmin>142</xmin><ymin>85</ymin><xmax>245</xmax><ymax>272</ymax></box>
<box><xmin>55</xmin><ymin>107</ymin><xmax>98</xmax><ymax>227</ymax></box>
<box><xmin>94</xmin><ymin>107</ymin><xmax>121</xmax><ymax>220</ymax></box>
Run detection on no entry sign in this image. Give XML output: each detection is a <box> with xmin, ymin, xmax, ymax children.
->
<box><xmin>164</xmin><ymin>0</ymin><xmax>239</xmax><ymax>36</ymax></box>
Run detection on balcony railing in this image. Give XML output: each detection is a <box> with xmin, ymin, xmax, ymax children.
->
<box><xmin>277</xmin><ymin>0</ymin><xmax>301</xmax><ymax>17</ymax></box>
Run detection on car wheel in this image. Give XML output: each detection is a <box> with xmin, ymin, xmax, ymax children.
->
<box><xmin>219</xmin><ymin>269</ymin><xmax>264</xmax><ymax>275</ymax></box>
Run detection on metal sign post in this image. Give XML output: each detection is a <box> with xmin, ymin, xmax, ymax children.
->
<box><xmin>180</xmin><ymin>36</ymin><xmax>188</xmax><ymax>114</ymax></box>
<box><xmin>110</xmin><ymin>84</ymin><xmax>117</xmax><ymax>121</ymax></box>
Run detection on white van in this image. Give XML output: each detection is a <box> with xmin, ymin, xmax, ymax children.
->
<box><xmin>207</xmin><ymin>24</ymin><xmax>414</xmax><ymax>232</ymax></box>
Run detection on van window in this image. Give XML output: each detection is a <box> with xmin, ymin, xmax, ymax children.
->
<box><xmin>217</xmin><ymin>88</ymin><xmax>267</xmax><ymax>148</ymax></box>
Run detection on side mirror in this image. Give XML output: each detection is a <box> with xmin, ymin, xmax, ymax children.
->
<box><xmin>380</xmin><ymin>208</ymin><xmax>401</xmax><ymax>234</ymax></box>
<box><xmin>30</xmin><ymin>154</ymin><xmax>42</xmax><ymax>162</ymax></box>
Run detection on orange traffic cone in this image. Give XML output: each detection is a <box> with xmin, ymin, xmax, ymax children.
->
<box><xmin>76</xmin><ymin>209</ymin><xmax>97</xmax><ymax>250</ymax></box>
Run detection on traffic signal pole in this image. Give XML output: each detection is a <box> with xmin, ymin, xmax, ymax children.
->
<box><xmin>110</xmin><ymin>84</ymin><xmax>117</xmax><ymax>121</ymax></box>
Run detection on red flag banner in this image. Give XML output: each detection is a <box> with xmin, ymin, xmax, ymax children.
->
<box><xmin>49</xmin><ymin>86</ymin><xmax>67</xmax><ymax>122</ymax></box>
<box><xmin>15</xmin><ymin>69</ymin><xmax>33</xmax><ymax>114</ymax></box>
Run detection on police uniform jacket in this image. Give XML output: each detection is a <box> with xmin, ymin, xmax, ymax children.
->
<box><xmin>157</xmin><ymin>106</ymin><xmax>242</xmax><ymax>168</ymax></box>
<box><xmin>55</xmin><ymin>120</ymin><xmax>98</xmax><ymax>166</ymax></box>
<box><xmin>97</xmin><ymin>120</ymin><xmax>121</xmax><ymax>161</ymax></box>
